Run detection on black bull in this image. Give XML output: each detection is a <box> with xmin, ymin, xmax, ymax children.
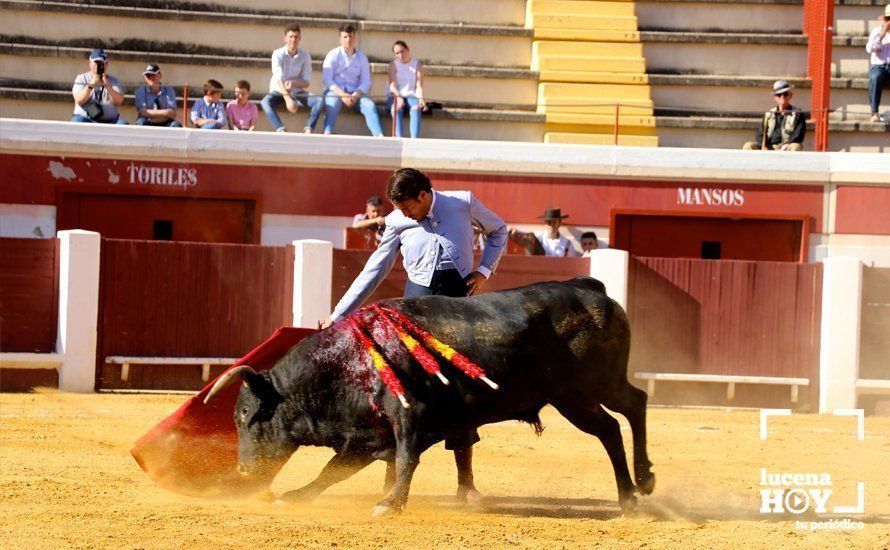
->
<box><xmin>205</xmin><ymin>277</ymin><xmax>655</xmax><ymax>516</ymax></box>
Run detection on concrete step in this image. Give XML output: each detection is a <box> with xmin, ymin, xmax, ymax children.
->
<box><xmin>536</xmin><ymin>56</ymin><xmax>647</xmax><ymax>74</ymax></box>
<box><xmin>539</xmin><ymin>82</ymin><xmax>653</xmax><ymax>101</ymax></box>
<box><xmin>531</xmin><ymin>14</ymin><xmax>639</xmax><ymax>31</ymax></box>
<box><xmin>538</xmin><ymin>71</ymin><xmax>649</xmax><ymax>84</ymax></box>
<box><xmin>533</xmin><ymin>41</ymin><xmax>644</xmax><ymax>58</ymax></box>
<box><xmin>533</xmin><ymin>28</ymin><xmax>641</xmax><ymax>41</ymax></box>
<box><xmin>152</xmin><ymin>0</ymin><xmax>529</xmax><ymax>26</ymax></box>
<box><xmin>544</xmin><ymin>132</ymin><xmax>660</xmax><ymax>147</ymax></box>
<box><xmin>528</xmin><ymin>0</ymin><xmax>636</xmax><ymax>19</ymax></box>
<box><xmin>0</xmin><ymin>40</ymin><xmax>538</xmax><ymax>106</ymax></box>
<box><xmin>2</xmin><ymin>1</ymin><xmax>533</xmax><ymax>67</ymax></box>
<box><xmin>544</xmin><ymin>112</ymin><xmax>656</xmax><ymax>127</ymax></box>
<box><xmin>0</xmin><ymin>82</ymin><xmax>548</xmax><ymax>141</ymax></box>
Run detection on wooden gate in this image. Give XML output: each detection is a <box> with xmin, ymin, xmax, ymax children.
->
<box><xmin>96</xmin><ymin>239</ymin><xmax>293</xmax><ymax>390</ymax></box>
<box><xmin>627</xmin><ymin>257</ymin><xmax>822</xmax><ymax>407</ymax></box>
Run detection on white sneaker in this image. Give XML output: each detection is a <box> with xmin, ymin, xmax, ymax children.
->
<box><xmin>276</xmin><ymin>126</ymin><xmax>287</xmax><ymax>132</ymax></box>
<box><xmin>870</xmin><ymin>114</ymin><xmax>885</xmax><ymax>123</ymax></box>
<box><xmin>303</xmin><ymin>127</ymin><xmax>312</xmax><ymax>134</ymax></box>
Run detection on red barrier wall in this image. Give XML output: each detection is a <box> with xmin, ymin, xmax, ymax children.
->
<box><xmin>1</xmin><ymin>154</ymin><xmax>829</xmax><ymax>231</ymax></box>
<box><xmin>0</xmin><ymin>237</ymin><xmax>58</xmax><ymax>352</ymax></box>
<box><xmin>860</xmin><ymin>267</ymin><xmax>890</xmax><ymax>380</ymax></box>
<box><xmin>627</xmin><ymin>257</ymin><xmax>823</xmax><ymax>407</ymax></box>
<box><xmin>97</xmin><ymin>239</ymin><xmax>294</xmax><ymax>390</ymax></box>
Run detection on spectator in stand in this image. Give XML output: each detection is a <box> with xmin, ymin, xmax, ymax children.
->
<box><xmin>388</xmin><ymin>41</ymin><xmax>427</xmax><ymax>138</ymax></box>
<box><xmin>353</xmin><ymin>196</ymin><xmax>387</xmax><ymax>245</ymax></box>
<box><xmin>322</xmin><ymin>24</ymin><xmax>384</xmax><ymax>136</ymax></box>
<box><xmin>227</xmin><ymin>80</ymin><xmax>258</xmax><ymax>131</ymax></box>
<box><xmin>135</xmin><ymin>64</ymin><xmax>180</xmax><ymax>127</ymax></box>
<box><xmin>191</xmin><ymin>79</ymin><xmax>227</xmax><ymax>130</ymax></box>
<box><xmin>580</xmin><ymin>231</ymin><xmax>599</xmax><ymax>257</ymax></box>
<box><xmin>508</xmin><ymin>207</ymin><xmax>580</xmax><ymax>257</ymax></box>
<box><xmin>742</xmin><ymin>80</ymin><xmax>806</xmax><ymax>151</ymax></box>
<box><xmin>866</xmin><ymin>5</ymin><xmax>890</xmax><ymax>122</ymax></box>
<box><xmin>261</xmin><ymin>22</ymin><xmax>323</xmax><ymax>133</ymax></box>
<box><xmin>71</xmin><ymin>48</ymin><xmax>127</xmax><ymax>124</ymax></box>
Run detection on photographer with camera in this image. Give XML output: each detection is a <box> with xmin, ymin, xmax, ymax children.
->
<box><xmin>71</xmin><ymin>48</ymin><xmax>127</xmax><ymax>124</ymax></box>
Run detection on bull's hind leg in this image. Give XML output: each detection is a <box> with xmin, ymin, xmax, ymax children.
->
<box><xmin>371</xmin><ymin>444</ymin><xmax>421</xmax><ymax>517</ymax></box>
<box><xmin>601</xmin><ymin>382</ymin><xmax>655</xmax><ymax>495</ymax></box>
<box><xmin>553</xmin><ymin>398</ymin><xmax>637</xmax><ymax>511</ymax></box>
<box><xmin>277</xmin><ymin>451</ymin><xmax>375</xmax><ymax>504</ymax></box>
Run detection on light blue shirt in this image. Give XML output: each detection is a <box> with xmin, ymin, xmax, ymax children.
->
<box><xmin>322</xmin><ymin>46</ymin><xmax>371</xmax><ymax>94</ymax></box>
<box><xmin>135</xmin><ymin>85</ymin><xmax>177</xmax><ymax>112</ymax></box>
<box><xmin>332</xmin><ymin>190</ymin><xmax>507</xmax><ymax>320</ymax></box>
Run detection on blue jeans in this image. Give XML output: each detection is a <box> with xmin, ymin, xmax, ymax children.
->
<box><xmin>323</xmin><ymin>91</ymin><xmax>383</xmax><ymax>136</ymax></box>
<box><xmin>868</xmin><ymin>64</ymin><xmax>890</xmax><ymax>115</ymax></box>
<box><xmin>198</xmin><ymin>121</ymin><xmax>223</xmax><ymax>130</ymax></box>
<box><xmin>71</xmin><ymin>115</ymin><xmax>128</xmax><ymax>124</ymax></box>
<box><xmin>261</xmin><ymin>92</ymin><xmax>323</xmax><ymax>131</ymax></box>
<box><xmin>389</xmin><ymin>96</ymin><xmax>422</xmax><ymax>138</ymax></box>
<box><xmin>136</xmin><ymin>118</ymin><xmax>182</xmax><ymax>127</ymax></box>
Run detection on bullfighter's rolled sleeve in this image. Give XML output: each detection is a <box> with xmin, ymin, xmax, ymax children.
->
<box><xmin>468</xmin><ymin>192</ymin><xmax>507</xmax><ymax>277</ymax></box>
<box><xmin>331</xmin><ymin>221</ymin><xmax>401</xmax><ymax>320</ymax></box>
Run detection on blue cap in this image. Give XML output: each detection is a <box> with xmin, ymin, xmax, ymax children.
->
<box><xmin>89</xmin><ymin>48</ymin><xmax>108</xmax><ymax>62</ymax></box>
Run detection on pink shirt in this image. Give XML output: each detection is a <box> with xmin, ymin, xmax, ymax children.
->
<box><xmin>226</xmin><ymin>100</ymin><xmax>258</xmax><ymax>130</ymax></box>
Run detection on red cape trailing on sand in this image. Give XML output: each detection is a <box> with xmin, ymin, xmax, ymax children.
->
<box><xmin>130</xmin><ymin>327</ymin><xmax>315</xmax><ymax>497</ymax></box>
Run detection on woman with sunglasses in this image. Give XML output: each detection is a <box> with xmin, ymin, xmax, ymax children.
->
<box><xmin>388</xmin><ymin>41</ymin><xmax>428</xmax><ymax>138</ymax></box>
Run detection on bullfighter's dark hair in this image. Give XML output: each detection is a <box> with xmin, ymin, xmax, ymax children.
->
<box><xmin>366</xmin><ymin>196</ymin><xmax>383</xmax><ymax>206</ymax></box>
<box><xmin>580</xmin><ymin>231</ymin><xmax>598</xmax><ymax>240</ymax></box>
<box><xmin>285</xmin><ymin>22</ymin><xmax>301</xmax><ymax>34</ymax></box>
<box><xmin>339</xmin><ymin>23</ymin><xmax>357</xmax><ymax>34</ymax></box>
<box><xmin>386</xmin><ymin>168</ymin><xmax>432</xmax><ymax>202</ymax></box>
<box><xmin>204</xmin><ymin>79</ymin><xmax>223</xmax><ymax>94</ymax></box>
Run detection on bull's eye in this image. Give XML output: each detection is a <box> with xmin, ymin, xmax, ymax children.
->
<box><xmin>241</xmin><ymin>406</ymin><xmax>249</xmax><ymax>419</ymax></box>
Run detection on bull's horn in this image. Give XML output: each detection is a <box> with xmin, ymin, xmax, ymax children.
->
<box><xmin>203</xmin><ymin>365</ymin><xmax>258</xmax><ymax>404</ymax></box>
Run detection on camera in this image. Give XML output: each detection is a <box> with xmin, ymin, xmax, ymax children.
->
<box><xmin>95</xmin><ymin>61</ymin><xmax>105</xmax><ymax>76</ymax></box>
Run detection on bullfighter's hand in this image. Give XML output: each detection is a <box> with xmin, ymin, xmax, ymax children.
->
<box><xmin>465</xmin><ymin>271</ymin><xmax>487</xmax><ymax>296</ymax></box>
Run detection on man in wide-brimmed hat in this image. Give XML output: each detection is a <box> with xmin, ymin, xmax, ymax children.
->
<box><xmin>742</xmin><ymin>80</ymin><xmax>805</xmax><ymax>151</ymax></box>
<box><xmin>509</xmin><ymin>207</ymin><xmax>579</xmax><ymax>257</ymax></box>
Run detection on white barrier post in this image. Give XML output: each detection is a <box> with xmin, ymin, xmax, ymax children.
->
<box><xmin>292</xmin><ymin>239</ymin><xmax>333</xmax><ymax>328</ymax></box>
<box><xmin>818</xmin><ymin>256</ymin><xmax>863</xmax><ymax>413</ymax></box>
<box><xmin>56</xmin><ymin>230</ymin><xmax>101</xmax><ymax>392</ymax></box>
<box><xmin>588</xmin><ymin>249</ymin><xmax>629</xmax><ymax>310</ymax></box>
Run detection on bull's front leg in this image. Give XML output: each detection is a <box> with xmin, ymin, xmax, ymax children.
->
<box><xmin>276</xmin><ymin>450</ymin><xmax>375</xmax><ymax>504</ymax></box>
<box><xmin>370</xmin><ymin>440</ymin><xmax>421</xmax><ymax>517</ymax></box>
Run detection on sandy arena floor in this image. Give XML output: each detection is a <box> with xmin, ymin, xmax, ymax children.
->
<box><xmin>1</xmin><ymin>391</ymin><xmax>888</xmax><ymax>549</ymax></box>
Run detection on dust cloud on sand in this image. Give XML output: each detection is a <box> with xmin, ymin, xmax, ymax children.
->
<box><xmin>1</xmin><ymin>392</ymin><xmax>888</xmax><ymax>548</ymax></box>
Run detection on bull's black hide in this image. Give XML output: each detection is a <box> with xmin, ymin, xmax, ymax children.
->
<box><xmin>211</xmin><ymin>277</ymin><xmax>654</xmax><ymax>516</ymax></box>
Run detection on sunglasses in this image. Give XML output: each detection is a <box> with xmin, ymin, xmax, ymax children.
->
<box><xmin>774</xmin><ymin>92</ymin><xmax>790</xmax><ymax>97</ymax></box>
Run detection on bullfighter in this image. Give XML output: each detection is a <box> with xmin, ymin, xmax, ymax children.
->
<box><xmin>323</xmin><ymin>167</ymin><xmax>508</xmax><ymax>504</ymax></box>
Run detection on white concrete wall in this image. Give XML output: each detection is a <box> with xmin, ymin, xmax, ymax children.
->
<box><xmin>588</xmin><ymin>249</ymin><xmax>629</xmax><ymax>310</ymax></box>
<box><xmin>262</xmin><ymin>214</ymin><xmax>353</xmax><ymax>247</ymax></box>
<box><xmin>56</xmin><ymin>230</ymin><xmax>101</xmax><ymax>392</ymax></box>
<box><xmin>292</xmin><ymin>239</ymin><xmax>333</xmax><ymax>328</ymax></box>
<box><xmin>818</xmin><ymin>256</ymin><xmax>863</xmax><ymax>412</ymax></box>
<box><xmin>0</xmin><ymin>204</ymin><xmax>56</xmax><ymax>237</ymax></box>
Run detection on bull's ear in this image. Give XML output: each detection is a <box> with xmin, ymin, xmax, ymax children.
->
<box><xmin>242</xmin><ymin>370</ymin><xmax>282</xmax><ymax>403</ymax></box>
<box><xmin>242</xmin><ymin>370</ymin><xmax>269</xmax><ymax>394</ymax></box>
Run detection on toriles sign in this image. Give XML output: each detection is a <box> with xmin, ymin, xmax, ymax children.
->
<box><xmin>125</xmin><ymin>163</ymin><xmax>197</xmax><ymax>188</ymax></box>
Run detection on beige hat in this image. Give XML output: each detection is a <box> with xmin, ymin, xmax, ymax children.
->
<box><xmin>885</xmin><ymin>4</ymin><xmax>890</xmax><ymax>17</ymax></box>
